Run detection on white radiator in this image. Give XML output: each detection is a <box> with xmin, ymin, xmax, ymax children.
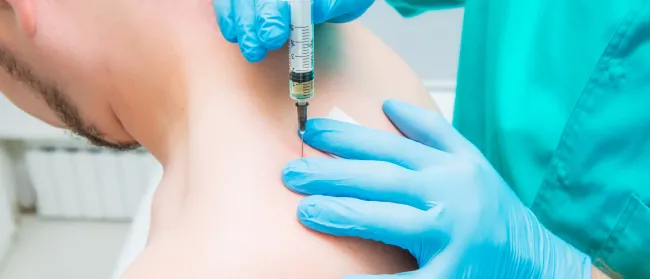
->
<box><xmin>23</xmin><ymin>144</ymin><xmax>161</xmax><ymax>221</ymax></box>
<box><xmin>0</xmin><ymin>143</ymin><xmax>16</xmax><ymax>265</ymax></box>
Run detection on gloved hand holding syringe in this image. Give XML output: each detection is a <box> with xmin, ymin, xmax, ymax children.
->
<box><xmin>214</xmin><ymin>0</ymin><xmax>375</xmax><ymax>156</ymax></box>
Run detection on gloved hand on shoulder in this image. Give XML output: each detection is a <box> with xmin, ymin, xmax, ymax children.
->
<box><xmin>282</xmin><ymin>99</ymin><xmax>593</xmax><ymax>279</ymax></box>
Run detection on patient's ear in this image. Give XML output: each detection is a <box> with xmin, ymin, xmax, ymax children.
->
<box><xmin>4</xmin><ymin>0</ymin><xmax>36</xmax><ymax>37</ymax></box>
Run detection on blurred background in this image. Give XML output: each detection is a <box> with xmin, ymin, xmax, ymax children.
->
<box><xmin>0</xmin><ymin>5</ymin><xmax>463</xmax><ymax>279</ymax></box>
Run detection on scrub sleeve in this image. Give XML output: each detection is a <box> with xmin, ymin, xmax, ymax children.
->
<box><xmin>385</xmin><ymin>0</ymin><xmax>650</xmax><ymax>278</ymax></box>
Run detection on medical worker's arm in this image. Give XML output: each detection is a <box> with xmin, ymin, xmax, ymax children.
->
<box><xmin>282</xmin><ymin>99</ymin><xmax>601</xmax><ymax>279</ymax></box>
<box><xmin>213</xmin><ymin>0</ymin><xmax>374</xmax><ymax>62</ymax></box>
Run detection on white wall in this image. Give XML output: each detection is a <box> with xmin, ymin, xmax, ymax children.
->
<box><xmin>0</xmin><ymin>95</ymin><xmax>69</xmax><ymax>141</ymax></box>
<box><xmin>359</xmin><ymin>3</ymin><xmax>464</xmax><ymax>83</ymax></box>
<box><xmin>359</xmin><ymin>2</ymin><xmax>462</xmax><ymax>119</ymax></box>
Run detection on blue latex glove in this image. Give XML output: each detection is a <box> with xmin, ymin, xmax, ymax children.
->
<box><xmin>213</xmin><ymin>0</ymin><xmax>374</xmax><ymax>62</ymax></box>
<box><xmin>282</xmin><ymin>99</ymin><xmax>593</xmax><ymax>279</ymax></box>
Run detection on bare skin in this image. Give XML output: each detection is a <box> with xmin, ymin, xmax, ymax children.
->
<box><xmin>0</xmin><ymin>1</ymin><xmax>435</xmax><ymax>278</ymax></box>
<box><xmin>123</xmin><ymin>23</ymin><xmax>434</xmax><ymax>279</ymax></box>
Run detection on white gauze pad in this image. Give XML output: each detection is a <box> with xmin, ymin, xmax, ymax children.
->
<box><xmin>326</xmin><ymin>106</ymin><xmax>358</xmax><ymax>124</ymax></box>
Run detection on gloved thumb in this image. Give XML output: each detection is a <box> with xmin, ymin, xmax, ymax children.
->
<box><xmin>382</xmin><ymin>99</ymin><xmax>483</xmax><ymax>161</ymax></box>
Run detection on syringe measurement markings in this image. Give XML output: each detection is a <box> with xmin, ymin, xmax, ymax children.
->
<box><xmin>289</xmin><ymin>19</ymin><xmax>313</xmax><ymax>81</ymax></box>
<box><xmin>296</xmin><ymin>49</ymin><xmax>311</xmax><ymax>55</ymax></box>
<box><xmin>294</xmin><ymin>47</ymin><xmax>312</xmax><ymax>54</ymax></box>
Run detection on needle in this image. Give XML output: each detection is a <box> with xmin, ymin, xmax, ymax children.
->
<box><xmin>296</xmin><ymin>102</ymin><xmax>308</xmax><ymax>158</ymax></box>
<box><xmin>299</xmin><ymin>130</ymin><xmax>305</xmax><ymax>157</ymax></box>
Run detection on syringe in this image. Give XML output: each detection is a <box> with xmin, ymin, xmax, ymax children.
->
<box><xmin>286</xmin><ymin>0</ymin><xmax>314</xmax><ymax>156</ymax></box>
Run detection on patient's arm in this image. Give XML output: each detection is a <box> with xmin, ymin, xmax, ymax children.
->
<box><xmin>121</xmin><ymin>22</ymin><xmax>435</xmax><ymax>279</ymax></box>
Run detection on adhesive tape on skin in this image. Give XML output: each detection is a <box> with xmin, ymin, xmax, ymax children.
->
<box><xmin>326</xmin><ymin>106</ymin><xmax>358</xmax><ymax>125</ymax></box>
<box><xmin>325</xmin><ymin>107</ymin><xmax>358</xmax><ymax>158</ymax></box>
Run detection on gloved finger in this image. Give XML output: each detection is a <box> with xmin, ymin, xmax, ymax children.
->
<box><xmin>213</xmin><ymin>0</ymin><xmax>238</xmax><ymax>43</ymax></box>
<box><xmin>297</xmin><ymin>195</ymin><xmax>435</xmax><ymax>251</ymax></box>
<box><xmin>302</xmin><ymin>119</ymin><xmax>449</xmax><ymax>170</ymax></box>
<box><xmin>312</xmin><ymin>0</ymin><xmax>375</xmax><ymax>24</ymax></box>
<box><xmin>234</xmin><ymin>0</ymin><xmax>268</xmax><ymax>62</ymax></box>
<box><xmin>383</xmin><ymin>99</ymin><xmax>483</xmax><ymax>160</ymax></box>
<box><xmin>256</xmin><ymin>0</ymin><xmax>290</xmax><ymax>50</ymax></box>
<box><xmin>283</xmin><ymin>158</ymin><xmax>435</xmax><ymax>210</ymax></box>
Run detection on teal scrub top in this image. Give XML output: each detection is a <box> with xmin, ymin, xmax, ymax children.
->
<box><xmin>385</xmin><ymin>0</ymin><xmax>650</xmax><ymax>278</ymax></box>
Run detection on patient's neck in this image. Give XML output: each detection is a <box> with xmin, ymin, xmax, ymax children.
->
<box><xmin>180</xmin><ymin>41</ymin><xmax>304</xmax><ymax>188</ymax></box>
<box><xmin>115</xmin><ymin>6</ymin><xmax>344</xmax><ymax>167</ymax></box>
<box><xmin>122</xmin><ymin>24</ymin><xmax>302</xmax><ymax>173</ymax></box>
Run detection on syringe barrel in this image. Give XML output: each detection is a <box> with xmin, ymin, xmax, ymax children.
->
<box><xmin>288</xmin><ymin>0</ymin><xmax>313</xmax><ymax>30</ymax></box>
<box><xmin>285</xmin><ymin>0</ymin><xmax>314</xmax><ymax>102</ymax></box>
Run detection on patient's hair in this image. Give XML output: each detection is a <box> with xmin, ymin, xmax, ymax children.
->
<box><xmin>0</xmin><ymin>45</ymin><xmax>140</xmax><ymax>150</ymax></box>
